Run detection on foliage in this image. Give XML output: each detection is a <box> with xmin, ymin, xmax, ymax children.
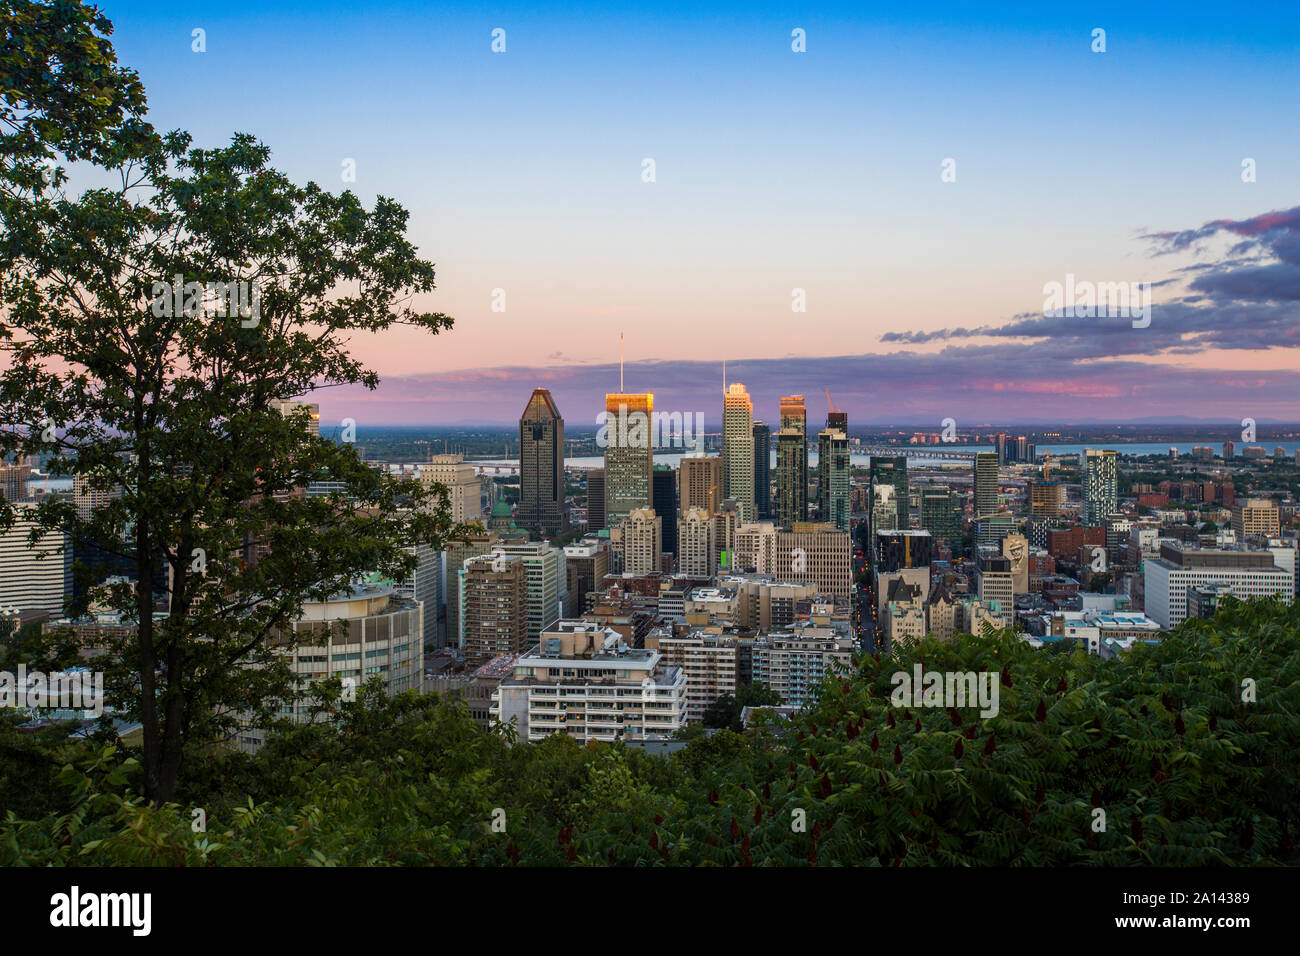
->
<box><xmin>3</xmin><ymin>596</ymin><xmax>1296</xmax><ymax>866</ymax></box>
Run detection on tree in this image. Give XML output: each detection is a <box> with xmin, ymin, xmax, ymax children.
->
<box><xmin>0</xmin><ymin>7</ymin><xmax>463</xmax><ymax>802</ymax></box>
<box><xmin>703</xmin><ymin>682</ymin><xmax>783</xmax><ymax>731</ymax></box>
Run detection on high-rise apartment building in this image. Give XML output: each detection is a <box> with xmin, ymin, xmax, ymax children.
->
<box><xmin>491</xmin><ymin>620</ymin><xmax>687</xmax><ymax>742</ymax></box>
<box><xmin>492</xmin><ymin>540</ymin><xmax>567</xmax><ymax>643</ymax></box>
<box><xmin>652</xmin><ymin>466</ymin><xmax>678</xmax><ymax>556</ymax></box>
<box><xmin>817</xmin><ymin>427</ymin><xmax>850</xmax><ymax>530</ymax></box>
<box><xmin>752</xmin><ymin>421</ymin><xmax>772</xmax><ymax>519</ymax></box>
<box><xmin>621</xmin><ymin>507</ymin><xmax>663</xmax><ymax>576</ymax></box>
<box><xmin>680</xmin><ymin>454</ymin><xmax>723</xmax><ymax>514</ymax></box>
<box><xmin>776</xmin><ymin>396</ymin><xmax>808</xmax><ymax>530</ymax></box>
<box><xmin>974</xmin><ymin>452</ymin><xmax>999</xmax><ymax>519</ymax></box>
<box><xmin>722</xmin><ymin>383</ymin><xmax>755</xmax><ymax>520</ymax></box>
<box><xmin>518</xmin><ymin>387</ymin><xmax>566</xmax><ymax>536</ymax></box>
<box><xmin>678</xmin><ymin>506</ymin><xmax>717</xmax><ymax>579</ymax></box>
<box><xmin>459</xmin><ymin>553</ymin><xmax>528</xmax><ymax>667</ymax></box>
<box><xmin>444</xmin><ymin>530</ymin><xmax>501</xmax><ymax>643</ymax></box>
<box><xmin>645</xmin><ymin>627</ymin><xmax>737</xmax><ymax>723</ymax></box>
<box><xmin>1082</xmin><ymin>449</ymin><xmax>1118</xmax><ymax>526</ymax></box>
<box><xmin>603</xmin><ymin>392</ymin><xmax>654</xmax><ymax>528</ymax></box>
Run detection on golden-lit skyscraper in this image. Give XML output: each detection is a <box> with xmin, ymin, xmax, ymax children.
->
<box><xmin>603</xmin><ymin>391</ymin><xmax>653</xmax><ymax>528</ymax></box>
<box><xmin>722</xmin><ymin>383</ymin><xmax>755</xmax><ymax>521</ymax></box>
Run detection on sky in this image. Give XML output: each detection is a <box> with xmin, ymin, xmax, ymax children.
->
<box><xmin>102</xmin><ymin>1</ymin><xmax>1300</xmax><ymax>426</ymax></box>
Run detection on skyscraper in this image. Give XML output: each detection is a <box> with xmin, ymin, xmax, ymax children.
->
<box><xmin>722</xmin><ymin>383</ymin><xmax>755</xmax><ymax>521</ymax></box>
<box><xmin>652</xmin><ymin>465</ymin><xmax>678</xmax><ymax>556</ymax></box>
<box><xmin>1082</xmin><ymin>449</ymin><xmax>1118</xmax><ymax>526</ymax></box>
<box><xmin>974</xmin><ymin>452</ymin><xmax>999</xmax><ymax>520</ymax></box>
<box><xmin>585</xmin><ymin>469</ymin><xmax>606</xmax><ymax>531</ymax></box>
<box><xmin>752</xmin><ymin>421</ymin><xmax>771</xmax><ymax>518</ymax></box>
<box><xmin>817</xmin><ymin>427</ymin><xmax>850</xmax><ymax>531</ymax></box>
<box><xmin>518</xmin><ymin>387</ymin><xmax>566</xmax><ymax>536</ymax></box>
<box><xmin>775</xmin><ymin>395</ymin><xmax>808</xmax><ymax>530</ymax></box>
<box><xmin>622</xmin><ymin>507</ymin><xmax>663</xmax><ymax>575</ymax></box>
<box><xmin>869</xmin><ymin>455</ymin><xmax>908</xmax><ymax>532</ymax></box>
<box><xmin>421</xmin><ymin>454</ymin><xmax>484</xmax><ymax>525</ymax></box>
<box><xmin>680</xmin><ymin>454</ymin><xmax>723</xmax><ymax>514</ymax></box>
<box><xmin>920</xmin><ymin>486</ymin><xmax>962</xmax><ymax>551</ymax></box>
<box><xmin>604</xmin><ymin>392</ymin><xmax>653</xmax><ymax>528</ymax></box>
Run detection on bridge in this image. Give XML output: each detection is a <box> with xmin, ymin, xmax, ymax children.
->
<box><xmin>855</xmin><ymin>444</ymin><xmax>978</xmax><ymax>462</ymax></box>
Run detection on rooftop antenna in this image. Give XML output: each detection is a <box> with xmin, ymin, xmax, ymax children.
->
<box><xmin>722</xmin><ymin>357</ymin><xmax>726</xmax><ymax>393</ymax></box>
<box><xmin>619</xmin><ymin>332</ymin><xmax>624</xmax><ymax>391</ymax></box>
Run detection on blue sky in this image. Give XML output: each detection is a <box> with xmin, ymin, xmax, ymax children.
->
<box><xmin>102</xmin><ymin>1</ymin><xmax>1300</xmax><ymax>424</ymax></box>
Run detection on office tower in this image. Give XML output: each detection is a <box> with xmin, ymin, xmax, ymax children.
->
<box><xmin>621</xmin><ymin>507</ymin><xmax>663</xmax><ymax>576</ymax></box>
<box><xmin>491</xmin><ymin>620</ymin><xmax>687</xmax><ymax>743</ymax></box>
<box><xmin>1029</xmin><ymin>480</ymin><xmax>1064</xmax><ymax>518</ymax></box>
<box><xmin>920</xmin><ymin>486</ymin><xmax>962</xmax><ymax>551</ymax></box>
<box><xmin>678</xmin><ymin>507</ymin><xmax>717</xmax><ymax>578</ymax></box>
<box><xmin>492</xmin><ymin>540</ymin><xmax>567</xmax><ymax>643</ymax></box>
<box><xmin>874</xmin><ymin>529</ymin><xmax>933</xmax><ymax>573</ymax></box>
<box><xmin>1231</xmin><ymin>498</ymin><xmax>1280</xmax><ymax>538</ymax></box>
<box><xmin>444</xmin><ymin>530</ymin><xmax>501</xmax><ymax>644</ymax></box>
<box><xmin>680</xmin><ymin>454</ymin><xmax>723</xmax><ymax>514</ymax></box>
<box><xmin>974</xmin><ymin>452</ymin><xmax>999</xmax><ymax>519</ymax></box>
<box><xmin>869</xmin><ymin>455</ymin><xmax>909</xmax><ymax>531</ymax></box>
<box><xmin>1223</xmin><ymin>440</ymin><xmax>1236</xmax><ymax>460</ymax></box>
<box><xmin>604</xmin><ymin>392</ymin><xmax>654</xmax><ymax>528</ymax></box>
<box><xmin>752</xmin><ymin>421</ymin><xmax>772</xmax><ymax>518</ymax></box>
<box><xmin>1082</xmin><ymin>449</ymin><xmax>1118</xmax><ymax>526</ymax></box>
<box><xmin>517</xmin><ymin>387</ymin><xmax>566</xmax><ymax>536</ymax></box>
<box><xmin>0</xmin><ymin>502</ymin><xmax>70</xmax><ymax>615</ymax></box>
<box><xmin>975</xmin><ymin>514</ymin><xmax>1017</xmax><ymax>548</ymax></box>
<box><xmin>1014</xmin><ymin>436</ymin><xmax>1029</xmax><ymax>464</ymax></box>
<box><xmin>459</xmin><ymin>553</ymin><xmax>528</xmax><ymax>667</ymax></box>
<box><xmin>1001</xmin><ymin>533</ymin><xmax>1029</xmax><ymax>595</ymax></box>
<box><xmin>817</xmin><ymin>427</ymin><xmax>850</xmax><ymax>530</ymax></box>
<box><xmin>759</xmin><ymin>522</ymin><xmax>852</xmax><ymax>599</ymax></box>
<box><xmin>722</xmin><ymin>383</ymin><xmax>755</xmax><ymax>520</ymax></box>
<box><xmin>270</xmin><ymin>399</ymin><xmax>321</xmax><ymax>437</ymax></box>
<box><xmin>652</xmin><ymin>466</ymin><xmax>678</xmax><ymax>556</ymax></box>
<box><xmin>0</xmin><ymin>460</ymin><xmax>32</xmax><ymax>503</ymax></box>
<box><xmin>586</xmin><ymin>469</ymin><xmax>606</xmax><ymax>531</ymax></box>
<box><xmin>995</xmin><ymin>433</ymin><xmax>1008</xmax><ymax>465</ymax></box>
<box><xmin>827</xmin><ymin>410</ymin><xmax>848</xmax><ymax>432</ymax></box>
<box><xmin>563</xmin><ymin>539</ymin><xmax>610</xmax><ymax>615</ymax></box>
<box><xmin>421</xmin><ymin>454</ymin><xmax>484</xmax><ymax>524</ymax></box>
<box><xmin>871</xmin><ymin>485</ymin><xmax>899</xmax><ymax>537</ymax></box>
<box><xmin>395</xmin><ymin>542</ymin><xmax>442</xmax><ymax>649</ymax></box>
<box><xmin>1145</xmin><ymin>543</ymin><xmax>1294</xmax><ymax>630</ymax></box>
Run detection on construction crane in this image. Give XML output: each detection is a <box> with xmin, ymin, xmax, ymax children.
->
<box><xmin>826</xmin><ymin>387</ymin><xmax>840</xmax><ymax>414</ymax></box>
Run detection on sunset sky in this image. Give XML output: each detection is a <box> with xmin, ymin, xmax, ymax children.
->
<box><xmin>110</xmin><ymin>1</ymin><xmax>1300</xmax><ymax>425</ymax></box>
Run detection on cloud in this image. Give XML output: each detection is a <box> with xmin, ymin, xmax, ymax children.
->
<box><xmin>322</xmin><ymin>204</ymin><xmax>1300</xmax><ymax>424</ymax></box>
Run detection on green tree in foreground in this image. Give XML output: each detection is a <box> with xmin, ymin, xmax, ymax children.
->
<box><xmin>1</xmin><ymin>1</ymin><xmax>462</xmax><ymax>803</ymax></box>
<box><xmin>2</xmin><ymin>596</ymin><xmax>1295</xmax><ymax>866</ymax></box>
